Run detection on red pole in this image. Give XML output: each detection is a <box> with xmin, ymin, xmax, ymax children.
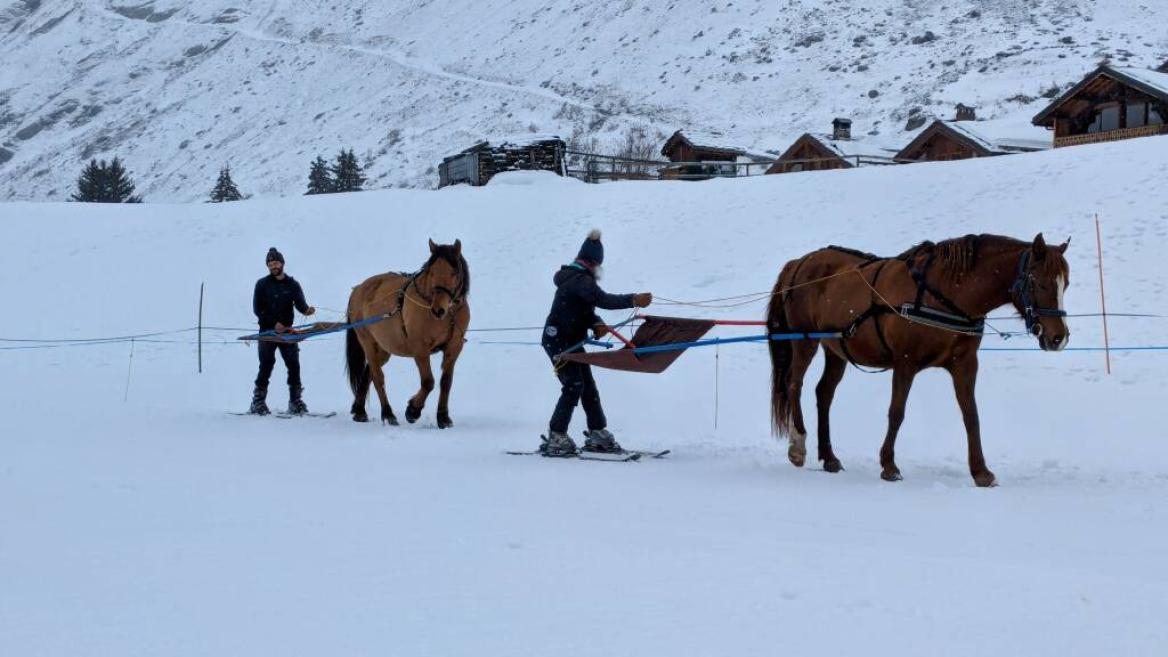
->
<box><xmin>1095</xmin><ymin>214</ymin><xmax>1112</xmax><ymax>375</ymax></box>
<box><xmin>607</xmin><ymin>325</ymin><xmax>636</xmax><ymax>349</ymax></box>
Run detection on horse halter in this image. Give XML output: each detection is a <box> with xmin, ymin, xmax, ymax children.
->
<box><xmin>408</xmin><ymin>261</ymin><xmax>464</xmax><ymax>309</ymax></box>
<box><xmin>1009</xmin><ymin>249</ymin><xmax>1066</xmax><ymax>336</ymax></box>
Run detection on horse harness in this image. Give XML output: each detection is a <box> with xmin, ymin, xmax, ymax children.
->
<box><xmin>787</xmin><ymin>244</ymin><xmax>986</xmax><ymax>371</ymax></box>
<box><xmin>376</xmin><ymin>264</ymin><xmax>466</xmax><ymax>346</ymax></box>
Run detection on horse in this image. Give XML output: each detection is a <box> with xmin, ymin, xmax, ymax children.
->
<box><xmin>766</xmin><ymin>233</ymin><xmax>1069</xmax><ymax>487</ymax></box>
<box><xmin>345</xmin><ymin>239</ymin><xmax>471</xmax><ymax>428</ymax></box>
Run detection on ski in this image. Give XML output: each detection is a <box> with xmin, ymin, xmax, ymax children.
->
<box><xmin>504</xmin><ymin>447</ymin><xmax>669</xmax><ymax>461</ymax></box>
<box><xmin>505</xmin><ymin>450</ymin><xmax>642</xmax><ymax>462</ymax></box>
<box><xmin>227</xmin><ymin>410</ymin><xmax>337</xmax><ymax>419</ymax></box>
<box><xmin>275</xmin><ymin>411</ymin><xmax>337</xmax><ymax>419</ymax></box>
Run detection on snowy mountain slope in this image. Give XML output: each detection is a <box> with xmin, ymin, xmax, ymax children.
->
<box><xmin>2</xmin><ymin>135</ymin><xmax>1168</xmax><ymax>655</ymax></box>
<box><xmin>1</xmin><ymin>0</ymin><xmax>1167</xmax><ymax>201</ymax></box>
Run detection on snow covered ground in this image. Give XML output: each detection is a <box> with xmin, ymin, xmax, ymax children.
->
<box><xmin>3</xmin><ymin>137</ymin><xmax>1168</xmax><ymax>655</ymax></box>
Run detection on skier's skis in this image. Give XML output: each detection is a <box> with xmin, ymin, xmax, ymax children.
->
<box><xmin>275</xmin><ymin>411</ymin><xmax>337</xmax><ymax>419</ymax></box>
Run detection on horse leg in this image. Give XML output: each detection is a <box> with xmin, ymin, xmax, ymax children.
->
<box><xmin>785</xmin><ymin>340</ymin><xmax>819</xmax><ymax>467</ymax></box>
<box><xmin>435</xmin><ymin>339</ymin><xmax>464</xmax><ymax>429</ymax></box>
<box><xmin>369</xmin><ymin>350</ymin><xmax>397</xmax><ymax>426</ymax></box>
<box><xmin>879</xmin><ymin>365</ymin><xmax>918</xmax><ymax>481</ymax></box>
<box><xmin>405</xmin><ymin>354</ymin><xmax>435</xmax><ymax>424</ymax></box>
<box><xmin>948</xmin><ymin>355</ymin><xmax>996</xmax><ymax>487</ymax></box>
<box><xmin>814</xmin><ymin>347</ymin><xmax>847</xmax><ymax>473</ymax></box>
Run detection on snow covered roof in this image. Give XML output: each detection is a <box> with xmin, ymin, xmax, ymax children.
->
<box><xmin>662</xmin><ymin>129</ymin><xmax>772</xmax><ymax>160</ymax></box>
<box><xmin>943</xmin><ymin>119</ymin><xmax>1051</xmax><ymax>153</ymax></box>
<box><xmin>809</xmin><ymin>133</ymin><xmax>902</xmax><ymax>160</ymax></box>
<box><xmin>1033</xmin><ymin>65</ymin><xmax>1168</xmax><ymax>125</ymax></box>
<box><xmin>898</xmin><ymin>119</ymin><xmax>1050</xmax><ymax>159</ymax></box>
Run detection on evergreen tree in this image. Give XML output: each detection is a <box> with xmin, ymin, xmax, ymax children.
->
<box><xmin>330</xmin><ymin>148</ymin><xmax>366</xmax><ymax>193</ymax></box>
<box><xmin>305</xmin><ymin>156</ymin><xmax>333</xmax><ymax>195</ymax></box>
<box><xmin>209</xmin><ymin>165</ymin><xmax>243</xmax><ymax>202</ymax></box>
<box><xmin>71</xmin><ymin>157</ymin><xmax>142</xmax><ymax>203</ymax></box>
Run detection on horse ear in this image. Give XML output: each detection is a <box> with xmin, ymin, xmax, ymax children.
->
<box><xmin>1032</xmin><ymin>232</ymin><xmax>1048</xmax><ymax>258</ymax></box>
<box><xmin>429</xmin><ymin>238</ymin><xmax>437</xmax><ymax>254</ymax></box>
<box><xmin>453</xmin><ymin>239</ymin><xmax>462</xmax><ymax>256</ymax></box>
<box><xmin>1059</xmin><ymin>236</ymin><xmax>1070</xmax><ymax>254</ymax></box>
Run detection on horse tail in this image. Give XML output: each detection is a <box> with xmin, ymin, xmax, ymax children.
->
<box><xmin>345</xmin><ymin>319</ymin><xmax>370</xmax><ymax>398</ymax></box>
<box><xmin>767</xmin><ymin>261</ymin><xmax>796</xmax><ymax>437</ymax></box>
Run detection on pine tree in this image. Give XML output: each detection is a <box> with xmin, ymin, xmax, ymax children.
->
<box><xmin>330</xmin><ymin>148</ymin><xmax>366</xmax><ymax>193</ymax></box>
<box><xmin>71</xmin><ymin>157</ymin><xmax>143</xmax><ymax>203</ymax></box>
<box><xmin>305</xmin><ymin>156</ymin><xmax>334</xmax><ymax>195</ymax></box>
<box><xmin>209</xmin><ymin>165</ymin><xmax>243</xmax><ymax>202</ymax></box>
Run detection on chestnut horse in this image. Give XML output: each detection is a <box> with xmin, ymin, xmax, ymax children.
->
<box><xmin>346</xmin><ymin>240</ymin><xmax>470</xmax><ymax>427</ymax></box>
<box><xmin>767</xmin><ymin>233</ymin><xmax>1069</xmax><ymax>486</ymax></box>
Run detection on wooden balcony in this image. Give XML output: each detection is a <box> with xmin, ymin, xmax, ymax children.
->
<box><xmin>1055</xmin><ymin>124</ymin><xmax>1168</xmax><ymax>148</ymax></box>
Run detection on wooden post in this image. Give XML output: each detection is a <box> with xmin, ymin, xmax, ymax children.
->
<box><xmin>198</xmin><ymin>282</ymin><xmax>204</xmax><ymax>374</ymax></box>
<box><xmin>1095</xmin><ymin>215</ymin><xmax>1111</xmax><ymax>374</ymax></box>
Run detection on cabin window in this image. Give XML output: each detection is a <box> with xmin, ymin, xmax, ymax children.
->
<box><xmin>789</xmin><ymin>163</ymin><xmax>804</xmax><ymax>172</ymax></box>
<box><xmin>1151</xmin><ymin>107</ymin><xmax>1165</xmax><ymax>126</ymax></box>
<box><xmin>1099</xmin><ymin>105</ymin><xmax>1121</xmax><ymax>131</ymax></box>
<box><xmin>1126</xmin><ymin>102</ymin><xmax>1147</xmax><ymax>128</ymax></box>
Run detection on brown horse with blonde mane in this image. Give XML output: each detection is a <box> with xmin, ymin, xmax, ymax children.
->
<box><xmin>346</xmin><ymin>240</ymin><xmax>470</xmax><ymax>427</ymax></box>
<box><xmin>766</xmin><ymin>233</ymin><xmax>1069</xmax><ymax>487</ymax></box>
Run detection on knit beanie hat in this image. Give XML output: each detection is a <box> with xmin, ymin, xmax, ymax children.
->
<box><xmin>575</xmin><ymin>229</ymin><xmax>604</xmax><ymax>265</ymax></box>
<box><xmin>266</xmin><ymin>247</ymin><xmax>285</xmax><ymax>264</ymax></box>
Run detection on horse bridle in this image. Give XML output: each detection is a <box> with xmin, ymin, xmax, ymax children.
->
<box><xmin>1010</xmin><ymin>249</ymin><xmax>1067</xmax><ymax>336</ymax></box>
<box><xmin>407</xmin><ymin>262</ymin><xmax>465</xmax><ymax>309</ymax></box>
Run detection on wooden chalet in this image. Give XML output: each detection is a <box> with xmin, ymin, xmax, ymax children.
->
<box><xmin>896</xmin><ymin>106</ymin><xmax>1049</xmax><ymax>162</ymax></box>
<box><xmin>765</xmin><ymin>119</ymin><xmax>900</xmax><ymax>174</ymax></box>
<box><xmin>659</xmin><ymin>129</ymin><xmax>768</xmax><ymax>180</ymax></box>
<box><xmin>438</xmin><ymin>135</ymin><xmax>565</xmax><ymax>188</ymax></box>
<box><xmin>1032</xmin><ymin>63</ymin><xmax>1168</xmax><ymax>148</ymax></box>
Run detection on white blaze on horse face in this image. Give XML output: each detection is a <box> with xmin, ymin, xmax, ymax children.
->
<box><xmin>1056</xmin><ymin>274</ymin><xmax>1066</xmax><ymax>312</ymax></box>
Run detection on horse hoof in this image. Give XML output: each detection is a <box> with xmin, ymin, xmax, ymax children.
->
<box><xmin>823</xmin><ymin>458</ymin><xmax>843</xmax><ymax>473</ymax></box>
<box><xmin>437</xmin><ymin>414</ymin><xmax>453</xmax><ymax>429</ymax></box>
<box><xmin>405</xmin><ymin>403</ymin><xmax>422</xmax><ymax>424</ymax></box>
<box><xmin>880</xmin><ymin>469</ymin><xmax>903</xmax><ymax>482</ymax></box>
<box><xmin>381</xmin><ymin>411</ymin><xmax>398</xmax><ymax>426</ymax></box>
<box><xmin>352</xmin><ymin>413</ymin><xmax>369</xmax><ymax>423</ymax></box>
<box><xmin>973</xmin><ymin>471</ymin><xmax>998</xmax><ymax>488</ymax></box>
<box><xmin>787</xmin><ymin>446</ymin><xmax>806</xmax><ymax>468</ymax></box>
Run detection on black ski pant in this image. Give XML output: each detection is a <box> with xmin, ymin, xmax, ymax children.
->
<box><xmin>255</xmin><ymin>341</ymin><xmax>301</xmax><ymax>390</ymax></box>
<box><xmin>544</xmin><ymin>341</ymin><xmax>606</xmax><ymax>433</ymax></box>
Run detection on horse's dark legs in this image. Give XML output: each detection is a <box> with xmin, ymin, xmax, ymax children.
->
<box><xmin>814</xmin><ymin>347</ymin><xmax>847</xmax><ymax>473</ymax></box>
<box><xmin>948</xmin><ymin>355</ymin><xmax>996</xmax><ymax>487</ymax></box>
<box><xmin>435</xmin><ymin>340</ymin><xmax>464</xmax><ymax>429</ymax></box>
<box><xmin>370</xmin><ymin>353</ymin><xmax>398</xmax><ymax>426</ymax></box>
<box><xmin>405</xmin><ymin>355</ymin><xmax>435</xmax><ymax>424</ymax></box>
<box><xmin>879</xmin><ymin>364</ymin><xmax>917</xmax><ymax>481</ymax></box>
<box><xmin>785</xmin><ymin>341</ymin><xmax>819</xmax><ymax>467</ymax></box>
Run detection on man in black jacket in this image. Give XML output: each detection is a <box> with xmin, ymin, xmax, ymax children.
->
<box><xmin>250</xmin><ymin>247</ymin><xmax>315</xmax><ymax>415</ymax></box>
<box><xmin>540</xmin><ymin>230</ymin><xmax>651</xmax><ymax>456</ymax></box>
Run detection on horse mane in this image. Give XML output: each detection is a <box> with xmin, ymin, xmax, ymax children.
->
<box><xmin>421</xmin><ymin>245</ymin><xmax>471</xmax><ymax>298</ymax></box>
<box><xmin>898</xmin><ymin>234</ymin><xmax>1026</xmax><ymax>275</ymax></box>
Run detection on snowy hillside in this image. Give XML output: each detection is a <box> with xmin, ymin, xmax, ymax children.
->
<box><xmin>2</xmin><ymin>0</ymin><xmax>1167</xmax><ymax>200</ymax></box>
<box><xmin>3</xmin><ymin>133</ymin><xmax>1168</xmax><ymax>655</ymax></box>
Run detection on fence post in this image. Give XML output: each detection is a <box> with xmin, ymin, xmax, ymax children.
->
<box><xmin>198</xmin><ymin>282</ymin><xmax>204</xmax><ymax>374</ymax></box>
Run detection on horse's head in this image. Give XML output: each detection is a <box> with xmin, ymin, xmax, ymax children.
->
<box><xmin>1010</xmin><ymin>233</ymin><xmax>1070</xmax><ymax>351</ymax></box>
<box><xmin>425</xmin><ymin>238</ymin><xmax>467</xmax><ymax>319</ymax></box>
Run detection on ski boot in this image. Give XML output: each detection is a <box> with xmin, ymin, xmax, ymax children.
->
<box><xmin>249</xmin><ymin>385</ymin><xmax>270</xmax><ymax>416</ymax></box>
<box><xmin>539</xmin><ymin>431</ymin><xmax>578</xmax><ymax>457</ymax></box>
<box><xmin>287</xmin><ymin>385</ymin><xmax>308</xmax><ymax>416</ymax></box>
<box><xmin>582</xmin><ymin>428</ymin><xmax>623</xmax><ymax>454</ymax></box>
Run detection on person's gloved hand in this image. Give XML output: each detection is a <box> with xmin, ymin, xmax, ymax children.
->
<box><xmin>633</xmin><ymin>292</ymin><xmax>653</xmax><ymax>308</ymax></box>
<box><xmin>593</xmin><ymin>323</ymin><xmax>609</xmax><ymax>339</ymax></box>
<box><xmin>304</xmin><ymin>306</ymin><xmax>316</xmax><ymax>316</ymax></box>
<box><xmin>274</xmin><ymin>322</ymin><xmax>287</xmax><ymax>333</ymax></box>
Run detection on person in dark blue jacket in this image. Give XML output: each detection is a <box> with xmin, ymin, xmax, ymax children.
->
<box><xmin>540</xmin><ymin>230</ymin><xmax>652</xmax><ymax>455</ymax></box>
<box><xmin>250</xmin><ymin>247</ymin><xmax>315</xmax><ymax>415</ymax></box>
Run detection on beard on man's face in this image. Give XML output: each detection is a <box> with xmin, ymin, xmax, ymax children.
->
<box><xmin>267</xmin><ymin>263</ymin><xmax>283</xmax><ymax>276</ymax></box>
